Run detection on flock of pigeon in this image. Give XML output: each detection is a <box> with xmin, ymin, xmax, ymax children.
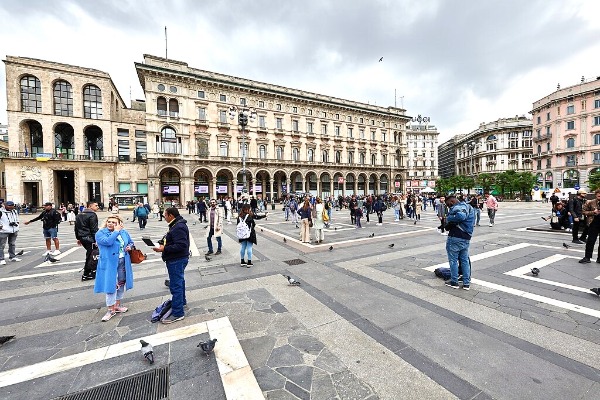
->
<box><xmin>139</xmin><ymin>337</ymin><xmax>218</xmax><ymax>364</ymax></box>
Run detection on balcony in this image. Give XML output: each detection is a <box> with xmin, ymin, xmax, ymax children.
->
<box><xmin>217</xmin><ymin>122</ymin><xmax>230</xmax><ymax>130</ymax></box>
<box><xmin>257</xmin><ymin>125</ymin><xmax>268</xmax><ymax>133</ymax></box>
<box><xmin>195</xmin><ymin>119</ymin><xmax>209</xmax><ymax>127</ymax></box>
<box><xmin>533</xmin><ymin>133</ymin><xmax>552</xmax><ymax>142</ymax></box>
<box><xmin>7</xmin><ymin>151</ymin><xmax>118</xmax><ymax>162</ymax></box>
<box><xmin>566</xmin><ymin>160</ymin><xmax>576</xmax><ymax>167</ymax></box>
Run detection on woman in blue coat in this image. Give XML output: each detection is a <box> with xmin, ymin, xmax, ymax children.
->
<box><xmin>94</xmin><ymin>215</ymin><xmax>135</xmax><ymax>321</ymax></box>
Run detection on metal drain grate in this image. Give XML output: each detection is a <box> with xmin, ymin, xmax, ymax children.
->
<box><xmin>283</xmin><ymin>258</ymin><xmax>306</xmax><ymax>266</ymax></box>
<box><xmin>56</xmin><ymin>366</ymin><xmax>169</xmax><ymax>400</ymax></box>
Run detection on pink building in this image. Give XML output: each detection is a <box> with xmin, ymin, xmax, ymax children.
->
<box><xmin>531</xmin><ymin>77</ymin><xmax>600</xmax><ymax>191</ymax></box>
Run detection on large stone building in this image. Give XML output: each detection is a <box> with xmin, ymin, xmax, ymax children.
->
<box><xmin>405</xmin><ymin>122</ymin><xmax>439</xmax><ymax>193</ymax></box>
<box><xmin>531</xmin><ymin>77</ymin><xmax>600</xmax><ymax>190</ymax></box>
<box><xmin>135</xmin><ymin>55</ymin><xmax>411</xmax><ymax>204</ymax></box>
<box><xmin>2</xmin><ymin>56</ymin><xmax>147</xmax><ymax>206</ymax></box>
<box><xmin>454</xmin><ymin>116</ymin><xmax>533</xmax><ymax>178</ymax></box>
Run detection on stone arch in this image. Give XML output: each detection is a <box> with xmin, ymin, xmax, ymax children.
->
<box><xmin>305</xmin><ymin>170</ymin><xmax>318</xmax><ymax>195</ymax></box>
<box><xmin>379</xmin><ymin>173</ymin><xmax>389</xmax><ymax>193</ymax></box>
<box><xmin>18</xmin><ymin>119</ymin><xmax>43</xmax><ymax>157</ymax></box>
<box><xmin>290</xmin><ymin>170</ymin><xmax>304</xmax><ymax>194</ymax></box>
<box><xmin>193</xmin><ymin>167</ymin><xmax>212</xmax><ymax>199</ymax></box>
<box><xmin>273</xmin><ymin>169</ymin><xmax>288</xmax><ymax>199</ymax></box>
<box><xmin>53</xmin><ymin>122</ymin><xmax>75</xmax><ymax>159</ymax></box>
<box><xmin>368</xmin><ymin>173</ymin><xmax>378</xmax><ymax>195</ymax></box>
<box><xmin>83</xmin><ymin>124</ymin><xmax>103</xmax><ymax>160</ymax></box>
<box><xmin>345</xmin><ymin>172</ymin><xmax>356</xmax><ymax>193</ymax></box>
<box><xmin>159</xmin><ymin>167</ymin><xmax>182</xmax><ymax>204</ymax></box>
<box><xmin>357</xmin><ymin>173</ymin><xmax>368</xmax><ymax>195</ymax></box>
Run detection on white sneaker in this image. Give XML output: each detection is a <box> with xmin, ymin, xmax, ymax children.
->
<box><xmin>489</xmin><ymin>223</ymin><xmax>493</xmax><ymax>227</ymax></box>
<box><xmin>0</xmin><ymin>260</ymin><xmax>5</xmax><ymax>265</ymax></box>
<box><xmin>43</xmin><ymin>250</ymin><xmax>50</xmax><ymax>256</ymax></box>
<box><xmin>52</xmin><ymin>250</ymin><xmax>61</xmax><ymax>256</ymax></box>
<box><xmin>9</xmin><ymin>257</ymin><xmax>21</xmax><ymax>262</ymax></box>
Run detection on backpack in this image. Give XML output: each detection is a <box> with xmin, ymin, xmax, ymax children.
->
<box><xmin>434</xmin><ymin>267</ymin><xmax>451</xmax><ymax>280</ymax></box>
<box><xmin>236</xmin><ymin>215</ymin><xmax>251</xmax><ymax>239</ymax></box>
<box><xmin>289</xmin><ymin>202</ymin><xmax>297</xmax><ymax>211</ymax></box>
<box><xmin>151</xmin><ymin>299</ymin><xmax>172</xmax><ymax>323</ymax></box>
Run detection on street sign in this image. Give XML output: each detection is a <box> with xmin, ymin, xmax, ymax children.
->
<box><xmin>394</xmin><ymin>181</ymin><xmax>400</xmax><ymax>188</ymax></box>
<box><xmin>574</xmin><ymin>185</ymin><xmax>580</xmax><ymax>190</ymax></box>
<box><xmin>533</xmin><ymin>186</ymin><xmax>539</xmax><ymax>191</ymax></box>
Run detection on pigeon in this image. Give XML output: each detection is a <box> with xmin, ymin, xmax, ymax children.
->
<box><xmin>369</xmin><ymin>233</ymin><xmax>375</xmax><ymax>238</ymax></box>
<box><xmin>379</xmin><ymin>57</ymin><xmax>383</xmax><ymax>62</ymax></box>
<box><xmin>203</xmin><ymin>225</ymin><xmax>208</xmax><ymax>229</ymax></box>
<box><xmin>334</xmin><ymin>227</ymin><xmax>337</xmax><ymax>231</ymax></box>
<box><xmin>388</xmin><ymin>244</ymin><xmax>394</xmax><ymax>248</ymax></box>
<box><xmin>198</xmin><ymin>338</ymin><xmax>217</xmax><ymax>355</ymax></box>
<box><xmin>0</xmin><ymin>335</ymin><xmax>15</xmax><ymax>346</ymax></box>
<box><xmin>16</xmin><ymin>250</ymin><xmax>24</xmax><ymax>256</ymax></box>
<box><xmin>140</xmin><ymin>340</ymin><xmax>154</xmax><ymax>364</ymax></box>
<box><xmin>283</xmin><ymin>237</ymin><xmax>287</xmax><ymax>243</ymax></box>
<box><xmin>563</xmin><ymin>242</ymin><xmax>570</xmax><ymax>249</ymax></box>
<box><xmin>45</xmin><ymin>254</ymin><xmax>58</xmax><ymax>263</ymax></box>
<box><xmin>531</xmin><ymin>267</ymin><xmax>540</xmax><ymax>276</ymax></box>
<box><xmin>260</xmin><ymin>228</ymin><xmax>263</xmax><ymax>232</ymax></box>
<box><xmin>205</xmin><ymin>255</ymin><xmax>211</xmax><ymax>262</ymax></box>
<box><xmin>164</xmin><ymin>279</ymin><xmax>170</xmax><ymax>287</ymax></box>
<box><xmin>284</xmin><ymin>275</ymin><xmax>301</xmax><ymax>285</ymax></box>
<box><xmin>193</xmin><ymin>222</ymin><xmax>196</xmax><ymax>225</ymax></box>
<box><xmin>126</xmin><ymin>217</ymin><xmax>129</xmax><ymax>220</ymax></box>
<box><xmin>590</xmin><ymin>288</ymin><xmax>600</xmax><ymax>296</ymax></box>
<box><xmin>329</xmin><ymin>246</ymin><xmax>333</xmax><ymax>251</ymax></box>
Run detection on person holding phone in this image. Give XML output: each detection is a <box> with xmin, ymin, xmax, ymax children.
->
<box><xmin>94</xmin><ymin>215</ymin><xmax>135</xmax><ymax>322</ymax></box>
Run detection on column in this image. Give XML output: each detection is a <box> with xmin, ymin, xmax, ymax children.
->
<box><xmin>354</xmin><ymin>179</ymin><xmax>358</xmax><ymax>195</ymax></box>
<box><xmin>329</xmin><ymin>180</ymin><xmax>334</xmax><ymax>198</ymax></box>
<box><xmin>232</xmin><ymin>179</ymin><xmax>238</xmax><ymax>201</ymax></box>
<box><xmin>211</xmin><ymin>178</ymin><xmax>217</xmax><ymax>200</ymax></box>
<box><xmin>376</xmin><ymin>177</ymin><xmax>381</xmax><ymax>195</ymax></box>
<box><xmin>269</xmin><ymin>179</ymin><xmax>274</xmax><ymax>203</ymax></box>
<box><xmin>301</xmin><ymin>176</ymin><xmax>306</xmax><ymax>194</ymax></box>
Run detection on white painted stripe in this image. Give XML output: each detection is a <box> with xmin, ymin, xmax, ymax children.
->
<box><xmin>189</xmin><ymin>232</ymin><xmax>200</xmax><ymax>257</ymax></box>
<box><xmin>470</xmin><ymin>278</ymin><xmax>600</xmax><ymax>318</ymax></box>
<box><xmin>504</xmin><ymin>254</ymin><xmax>568</xmax><ymax>276</ymax></box>
<box><xmin>0</xmin><ymin>318</ymin><xmax>224</xmax><ymax>388</ymax></box>
<box><xmin>424</xmin><ymin>243</ymin><xmax>530</xmax><ymax>271</ymax></box>
<box><xmin>0</xmin><ymin>268</ymin><xmax>82</xmax><ymax>282</ymax></box>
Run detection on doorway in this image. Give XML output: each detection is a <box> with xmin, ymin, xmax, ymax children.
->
<box><xmin>55</xmin><ymin>170</ymin><xmax>75</xmax><ymax>205</ymax></box>
<box><xmin>23</xmin><ymin>182</ymin><xmax>40</xmax><ymax>206</ymax></box>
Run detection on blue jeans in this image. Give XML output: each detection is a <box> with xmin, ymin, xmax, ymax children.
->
<box><xmin>474</xmin><ymin>208</ymin><xmax>481</xmax><ymax>225</ymax></box>
<box><xmin>394</xmin><ymin>210</ymin><xmax>400</xmax><ymax>220</ymax></box>
<box><xmin>446</xmin><ymin>236</ymin><xmax>471</xmax><ymax>285</ymax></box>
<box><xmin>206</xmin><ymin>228</ymin><xmax>222</xmax><ymax>252</ymax></box>
<box><xmin>166</xmin><ymin>257</ymin><xmax>188</xmax><ymax>317</ymax></box>
<box><xmin>240</xmin><ymin>240</ymin><xmax>253</xmax><ymax>261</ymax></box>
<box><xmin>105</xmin><ymin>258</ymin><xmax>126</xmax><ymax>306</ymax></box>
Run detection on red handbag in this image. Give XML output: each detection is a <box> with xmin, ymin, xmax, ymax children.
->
<box><xmin>129</xmin><ymin>248</ymin><xmax>146</xmax><ymax>264</ymax></box>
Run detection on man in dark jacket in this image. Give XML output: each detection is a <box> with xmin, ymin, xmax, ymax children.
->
<box><xmin>569</xmin><ymin>190</ymin><xmax>587</xmax><ymax>244</ymax></box>
<box><xmin>74</xmin><ymin>201</ymin><xmax>99</xmax><ymax>280</ymax></box>
<box><xmin>153</xmin><ymin>207</ymin><xmax>190</xmax><ymax>324</ymax></box>
<box><xmin>24</xmin><ymin>202</ymin><xmax>63</xmax><ymax>256</ymax></box>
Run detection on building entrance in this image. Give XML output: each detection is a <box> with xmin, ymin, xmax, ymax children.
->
<box><xmin>55</xmin><ymin>170</ymin><xmax>75</xmax><ymax>205</ymax></box>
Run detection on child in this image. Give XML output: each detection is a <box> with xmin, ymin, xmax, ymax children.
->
<box><xmin>355</xmin><ymin>205</ymin><xmax>363</xmax><ymax>228</ymax></box>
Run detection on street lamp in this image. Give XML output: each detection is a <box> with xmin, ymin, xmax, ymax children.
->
<box><xmin>229</xmin><ymin>106</ymin><xmax>257</xmax><ymax>195</ymax></box>
<box><xmin>465</xmin><ymin>141</ymin><xmax>478</xmax><ymax>194</ymax></box>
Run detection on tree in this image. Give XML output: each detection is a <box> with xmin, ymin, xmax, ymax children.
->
<box><xmin>464</xmin><ymin>177</ymin><xmax>476</xmax><ymax>194</ymax></box>
<box><xmin>476</xmin><ymin>173</ymin><xmax>495</xmax><ymax>194</ymax></box>
<box><xmin>435</xmin><ymin>178</ymin><xmax>452</xmax><ymax>195</ymax></box>
<box><xmin>588</xmin><ymin>171</ymin><xmax>600</xmax><ymax>191</ymax></box>
<box><xmin>514</xmin><ymin>172</ymin><xmax>537</xmax><ymax>199</ymax></box>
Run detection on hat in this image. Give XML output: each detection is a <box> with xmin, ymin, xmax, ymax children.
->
<box><xmin>5</xmin><ymin>201</ymin><xmax>14</xmax><ymax>206</ymax></box>
<box><xmin>578</xmin><ymin>190</ymin><xmax>587</xmax><ymax>195</ymax></box>
<box><xmin>44</xmin><ymin>201</ymin><xmax>53</xmax><ymax>206</ymax></box>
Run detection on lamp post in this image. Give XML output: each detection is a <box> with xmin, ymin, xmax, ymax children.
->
<box><xmin>229</xmin><ymin>106</ymin><xmax>257</xmax><ymax>196</ymax></box>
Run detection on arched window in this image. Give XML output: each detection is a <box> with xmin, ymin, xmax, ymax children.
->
<box><xmin>219</xmin><ymin>142</ymin><xmax>228</xmax><ymax>157</ymax></box>
<box><xmin>360</xmin><ymin>153</ymin><xmax>366</xmax><ymax>164</ymax></box>
<box><xmin>239</xmin><ymin>142</ymin><xmax>248</xmax><ymax>158</ymax></box>
<box><xmin>594</xmin><ymin>134</ymin><xmax>600</xmax><ymax>145</ymax></box>
<box><xmin>157</xmin><ymin>97</ymin><xmax>167</xmax><ymax>116</ymax></box>
<box><xmin>21</xmin><ymin>75</ymin><xmax>42</xmax><ymax>113</ymax></box>
<box><xmin>53</xmin><ymin>80</ymin><xmax>73</xmax><ymax>116</ymax></box>
<box><xmin>322</xmin><ymin>150</ymin><xmax>329</xmax><ymax>163</ymax></box>
<box><xmin>335</xmin><ymin>151</ymin><xmax>341</xmax><ymax>163</ymax></box>
<box><xmin>371</xmin><ymin>154</ymin><xmax>376</xmax><ymax>165</ymax></box>
<box><xmin>54</xmin><ymin>123</ymin><xmax>75</xmax><ymax>159</ymax></box>
<box><xmin>259</xmin><ymin>145</ymin><xmax>266</xmax><ymax>159</ymax></box>
<box><xmin>27</xmin><ymin>120</ymin><xmax>44</xmax><ymax>155</ymax></box>
<box><xmin>566</xmin><ymin>138</ymin><xmax>575</xmax><ymax>148</ymax></box>
<box><xmin>537</xmin><ymin>144</ymin><xmax>542</xmax><ymax>154</ymax></box>
<box><xmin>307</xmin><ymin>149</ymin><xmax>314</xmax><ymax>162</ymax></box>
<box><xmin>487</xmin><ymin>135</ymin><xmax>497</xmax><ymax>141</ymax></box>
<box><xmin>276</xmin><ymin>146</ymin><xmax>283</xmax><ymax>160</ymax></box>
<box><xmin>83</xmin><ymin>85</ymin><xmax>103</xmax><ymax>119</ymax></box>
<box><xmin>159</xmin><ymin>126</ymin><xmax>180</xmax><ymax>154</ymax></box>
<box><xmin>382</xmin><ymin>154</ymin><xmax>387</xmax><ymax>166</ymax></box>
<box><xmin>168</xmin><ymin>99</ymin><xmax>179</xmax><ymax>117</ymax></box>
<box><xmin>292</xmin><ymin>148</ymin><xmax>299</xmax><ymax>161</ymax></box>
<box><xmin>563</xmin><ymin>169</ymin><xmax>579</xmax><ymax>188</ymax></box>
<box><xmin>84</xmin><ymin>126</ymin><xmax>103</xmax><ymax>160</ymax></box>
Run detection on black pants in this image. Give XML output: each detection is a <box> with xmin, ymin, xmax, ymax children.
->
<box><xmin>573</xmin><ymin>219</ymin><xmax>588</xmax><ymax>241</ymax></box>
<box><xmin>138</xmin><ymin>216</ymin><xmax>147</xmax><ymax>229</ymax></box>
<box><xmin>199</xmin><ymin>211</ymin><xmax>207</xmax><ymax>222</ymax></box>
<box><xmin>82</xmin><ymin>240</ymin><xmax>96</xmax><ymax>276</ymax></box>
<box><xmin>377</xmin><ymin>212</ymin><xmax>383</xmax><ymax>224</ymax></box>
<box><xmin>584</xmin><ymin>220</ymin><xmax>600</xmax><ymax>259</ymax></box>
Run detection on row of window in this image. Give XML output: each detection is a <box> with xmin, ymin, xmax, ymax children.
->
<box><xmin>536</xmin><ymin>116</ymin><xmax>600</xmax><ymax>134</ymax></box>
<box><xmin>536</xmin><ymin>100</ymin><xmax>600</xmax><ymax>124</ymax></box>
<box><xmin>20</xmin><ymin>76</ymin><xmax>103</xmax><ymax>119</ymax></box>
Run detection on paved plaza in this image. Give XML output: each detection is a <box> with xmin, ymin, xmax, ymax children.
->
<box><xmin>2</xmin><ymin>201</ymin><xmax>600</xmax><ymax>399</ymax></box>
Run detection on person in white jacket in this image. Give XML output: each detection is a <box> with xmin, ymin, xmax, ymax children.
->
<box><xmin>0</xmin><ymin>201</ymin><xmax>22</xmax><ymax>265</ymax></box>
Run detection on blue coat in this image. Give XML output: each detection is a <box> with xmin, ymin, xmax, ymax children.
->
<box><xmin>94</xmin><ymin>228</ymin><xmax>135</xmax><ymax>294</ymax></box>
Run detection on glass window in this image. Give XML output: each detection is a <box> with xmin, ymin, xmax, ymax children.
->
<box><xmin>157</xmin><ymin>84</ymin><xmax>165</xmax><ymax>91</ymax></box>
<box><xmin>307</xmin><ymin>122</ymin><xmax>313</xmax><ymax>133</ymax></box>
<box><xmin>335</xmin><ymin>126</ymin><xmax>340</xmax><ymax>136</ymax></box>
<box><xmin>168</xmin><ymin>99</ymin><xmax>179</xmax><ymax>117</ymax></box>
<box><xmin>220</xmin><ymin>142</ymin><xmax>228</xmax><ymax>156</ymax></box>
<box><xmin>293</xmin><ymin>106</ymin><xmax>298</xmax><ymax>113</ymax></box>
<box><xmin>360</xmin><ymin>153</ymin><xmax>365</xmax><ymax>164</ymax></box>
<box><xmin>157</xmin><ymin>97</ymin><xmax>167</xmax><ymax>116</ymax></box>
<box><xmin>371</xmin><ymin>119</ymin><xmax>375</xmax><ymax>125</ymax></box>
<box><xmin>136</xmin><ymin>140</ymin><xmax>147</xmax><ymax>162</ymax></box>
<box><xmin>220</xmin><ymin>94</ymin><xmax>226</xmax><ymax>102</ymax></box>
<box><xmin>276</xmin><ymin>118</ymin><xmax>283</xmax><ymax>129</ymax></box>
<box><xmin>276</xmin><ymin>104</ymin><xmax>282</xmax><ymax>111</ymax></box>
<box><xmin>360</xmin><ymin>129</ymin><xmax>365</xmax><ymax>139</ymax></box>
<box><xmin>53</xmin><ymin>80</ymin><xmax>73</xmax><ymax>116</ymax></box>
<box><xmin>117</xmin><ymin>129</ymin><xmax>129</xmax><ymax>137</ymax></box>
<box><xmin>335</xmin><ymin>151</ymin><xmax>341</xmax><ymax>163</ymax></box>
<box><xmin>567</xmin><ymin>105</ymin><xmax>575</xmax><ymax>114</ymax></box>
<box><xmin>348</xmin><ymin>127</ymin><xmax>353</xmax><ymax>138</ymax></box>
<box><xmin>240</xmin><ymin>97</ymin><xmax>246</xmax><ymax>106</ymax></box>
<box><xmin>258</xmin><ymin>100</ymin><xmax>264</xmax><ymax>108</ymax></box>
<box><xmin>536</xmin><ymin>116</ymin><xmax>541</xmax><ymax>124</ymax></box>
<box><xmin>594</xmin><ymin>134</ymin><xmax>600</xmax><ymax>145</ymax></box>
<box><xmin>348</xmin><ymin>151</ymin><xmax>354</xmax><ymax>164</ymax></box>
<box><xmin>276</xmin><ymin>146</ymin><xmax>283</xmax><ymax>160</ymax></box>
<box><xmin>335</xmin><ymin>113</ymin><xmax>340</xmax><ymax>120</ymax></box>
<box><xmin>595</xmin><ymin>99</ymin><xmax>600</xmax><ymax>109</ymax></box>
<box><xmin>321</xmin><ymin>124</ymin><xmax>327</xmax><ymax>135</ymax></box>
<box><xmin>259</xmin><ymin>115</ymin><xmax>266</xmax><ymax>128</ymax></box>
<box><xmin>371</xmin><ymin>131</ymin><xmax>376</xmax><ymax>140</ymax></box>
<box><xmin>546</xmin><ymin>112</ymin><xmax>551</xmax><ymax>120</ymax></box>
<box><xmin>371</xmin><ymin>154</ymin><xmax>376</xmax><ymax>165</ymax></box>
<box><xmin>292</xmin><ymin>148</ymin><xmax>299</xmax><ymax>161</ymax></box>
<box><xmin>135</xmin><ymin>130</ymin><xmax>146</xmax><ymax>138</ymax></box>
<box><xmin>160</xmin><ymin>126</ymin><xmax>179</xmax><ymax>154</ymax></box>
<box><xmin>169</xmin><ymin>86</ymin><xmax>177</xmax><ymax>93</ymax></box>
<box><xmin>198</xmin><ymin>90</ymin><xmax>205</xmax><ymax>98</ymax></box>
<box><xmin>259</xmin><ymin>145</ymin><xmax>266</xmax><ymax>159</ymax></box>
<box><xmin>322</xmin><ymin>150</ymin><xmax>329</xmax><ymax>162</ymax></box>
<box><xmin>219</xmin><ymin>110</ymin><xmax>227</xmax><ymax>123</ymax></box>
<box><xmin>566</xmin><ymin>121</ymin><xmax>575</xmax><ymax>130</ymax></box>
<box><xmin>83</xmin><ymin>85</ymin><xmax>103</xmax><ymax>119</ymax></box>
<box><xmin>348</xmin><ymin>116</ymin><xmax>352</xmax><ymax>122</ymax></box>
<box><xmin>594</xmin><ymin>116</ymin><xmax>600</xmax><ymax>126</ymax></box>
<box><xmin>118</xmin><ymin>139</ymin><xmax>130</xmax><ymax>161</ymax></box>
<box><xmin>21</xmin><ymin>75</ymin><xmax>42</xmax><ymax>113</ymax></box>
<box><xmin>198</xmin><ymin>108</ymin><xmax>206</xmax><ymax>120</ymax></box>
<box><xmin>292</xmin><ymin>120</ymin><xmax>299</xmax><ymax>131</ymax></box>
<box><xmin>308</xmin><ymin>109</ymin><xmax>313</xmax><ymax>116</ymax></box>
<box><xmin>359</xmin><ymin>118</ymin><xmax>364</xmax><ymax>124</ymax></box>
<box><xmin>308</xmin><ymin>149</ymin><xmax>314</xmax><ymax>162</ymax></box>
<box><xmin>566</xmin><ymin>138</ymin><xmax>575</xmax><ymax>148</ymax></box>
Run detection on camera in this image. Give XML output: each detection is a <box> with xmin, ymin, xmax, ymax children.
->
<box><xmin>9</xmin><ymin>222</ymin><xmax>19</xmax><ymax>227</ymax></box>
<box><xmin>158</xmin><ymin>238</ymin><xmax>165</xmax><ymax>246</ymax></box>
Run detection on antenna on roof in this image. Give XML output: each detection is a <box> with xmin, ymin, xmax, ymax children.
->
<box><xmin>165</xmin><ymin>26</ymin><xmax>168</xmax><ymax>59</ymax></box>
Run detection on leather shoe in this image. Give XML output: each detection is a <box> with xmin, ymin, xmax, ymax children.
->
<box><xmin>572</xmin><ymin>240</ymin><xmax>585</xmax><ymax>244</ymax></box>
<box><xmin>579</xmin><ymin>258</ymin><xmax>591</xmax><ymax>264</ymax></box>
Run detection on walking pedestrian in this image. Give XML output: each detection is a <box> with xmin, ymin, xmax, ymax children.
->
<box><xmin>373</xmin><ymin>196</ymin><xmax>385</xmax><ymax>225</ymax></box>
<box><xmin>237</xmin><ymin>204</ymin><xmax>268</xmax><ymax>267</ymax></box>
<box><xmin>313</xmin><ymin>197</ymin><xmax>325</xmax><ymax>243</ymax></box>
<box><xmin>298</xmin><ymin>199</ymin><xmax>312</xmax><ymax>243</ymax></box>
<box><xmin>74</xmin><ymin>201</ymin><xmax>99</xmax><ymax>280</ymax></box>
<box><xmin>153</xmin><ymin>207</ymin><xmax>190</xmax><ymax>324</ymax></box>
<box><xmin>0</xmin><ymin>201</ymin><xmax>22</xmax><ymax>265</ymax></box>
<box><xmin>197</xmin><ymin>197</ymin><xmax>207</xmax><ymax>223</ymax></box>
<box><xmin>24</xmin><ymin>202</ymin><xmax>62</xmax><ymax>256</ymax></box>
<box><xmin>135</xmin><ymin>202</ymin><xmax>148</xmax><ymax>230</ymax></box>
<box><xmin>469</xmin><ymin>195</ymin><xmax>481</xmax><ymax>227</ymax></box>
<box><xmin>568</xmin><ymin>190</ymin><xmax>587</xmax><ymax>244</ymax></box>
<box><xmin>579</xmin><ymin>189</ymin><xmax>600</xmax><ymax>263</ymax></box>
<box><xmin>354</xmin><ymin>204</ymin><xmax>363</xmax><ymax>228</ymax></box>
<box><xmin>485</xmin><ymin>192</ymin><xmax>498</xmax><ymax>227</ymax></box>
<box><xmin>289</xmin><ymin>197</ymin><xmax>299</xmax><ymax>228</ymax></box>
<box><xmin>436</xmin><ymin>196</ymin><xmax>448</xmax><ymax>235</ymax></box>
<box><xmin>205</xmin><ymin>199</ymin><xmax>223</xmax><ymax>255</ymax></box>
<box><xmin>94</xmin><ymin>215</ymin><xmax>135</xmax><ymax>322</ymax></box>
<box><xmin>444</xmin><ymin>196</ymin><xmax>475</xmax><ymax>290</ymax></box>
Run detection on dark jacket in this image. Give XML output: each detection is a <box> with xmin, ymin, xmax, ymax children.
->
<box><xmin>568</xmin><ymin>196</ymin><xmax>584</xmax><ymax>219</ymax></box>
<box><xmin>298</xmin><ymin>206</ymin><xmax>312</xmax><ymax>220</ymax></box>
<box><xmin>237</xmin><ymin>213</ymin><xmax>267</xmax><ymax>244</ymax></box>
<box><xmin>30</xmin><ymin>208</ymin><xmax>62</xmax><ymax>230</ymax></box>
<box><xmin>74</xmin><ymin>209</ymin><xmax>98</xmax><ymax>242</ymax></box>
<box><xmin>162</xmin><ymin>216</ymin><xmax>190</xmax><ymax>262</ymax></box>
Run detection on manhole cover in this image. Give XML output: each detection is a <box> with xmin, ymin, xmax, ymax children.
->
<box><xmin>283</xmin><ymin>259</ymin><xmax>306</xmax><ymax>266</ymax></box>
<box><xmin>55</xmin><ymin>366</ymin><xmax>169</xmax><ymax>400</ymax></box>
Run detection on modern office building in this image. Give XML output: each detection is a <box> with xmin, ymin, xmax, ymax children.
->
<box><xmin>135</xmin><ymin>55</ymin><xmax>411</xmax><ymax>204</ymax></box>
<box><xmin>437</xmin><ymin>137</ymin><xmax>458</xmax><ymax>179</ymax></box>
<box><xmin>531</xmin><ymin>76</ymin><xmax>600</xmax><ymax>190</ymax></box>
<box><xmin>404</xmin><ymin>122</ymin><xmax>439</xmax><ymax>193</ymax></box>
<box><xmin>2</xmin><ymin>56</ymin><xmax>148</xmax><ymax>206</ymax></box>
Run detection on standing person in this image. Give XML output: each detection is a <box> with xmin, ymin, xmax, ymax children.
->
<box><xmin>485</xmin><ymin>192</ymin><xmax>498</xmax><ymax>227</ymax></box>
<box><xmin>413</xmin><ymin>197</ymin><xmax>422</xmax><ymax>224</ymax></box>
<box><xmin>225</xmin><ymin>197</ymin><xmax>233</xmax><ymax>224</ymax></box>
<box><xmin>152</xmin><ymin>202</ymin><xmax>160</xmax><ymax>219</ymax></box>
<box><xmin>135</xmin><ymin>202</ymin><xmax>149</xmax><ymax>230</ymax></box>
<box><xmin>94</xmin><ymin>215</ymin><xmax>135</xmax><ymax>322</ymax></box>
<box><xmin>66</xmin><ymin>203</ymin><xmax>76</xmax><ymax>225</ymax></box>
<box><xmin>298</xmin><ymin>199</ymin><xmax>312</xmax><ymax>243</ymax></box>
<box><xmin>283</xmin><ymin>195</ymin><xmax>291</xmax><ymax>221</ymax></box>
<box><xmin>436</xmin><ymin>196</ymin><xmax>448</xmax><ymax>235</ymax></box>
<box><xmin>580</xmin><ymin>189</ymin><xmax>600</xmax><ymax>263</ymax></box>
<box><xmin>393</xmin><ymin>196</ymin><xmax>401</xmax><ymax>221</ymax></box>
<box><xmin>289</xmin><ymin>197</ymin><xmax>299</xmax><ymax>228</ymax></box>
<box><xmin>158</xmin><ymin>202</ymin><xmax>164</xmax><ymax>221</ymax></box>
<box><xmin>312</xmin><ymin>197</ymin><xmax>325</xmax><ymax>243</ymax></box>
<box><xmin>205</xmin><ymin>199</ymin><xmax>223</xmax><ymax>256</ymax></box>
<box><xmin>132</xmin><ymin>203</ymin><xmax>137</xmax><ymax>223</ymax></box>
<box><xmin>153</xmin><ymin>207</ymin><xmax>190</xmax><ymax>323</ymax></box>
<box><xmin>74</xmin><ymin>201</ymin><xmax>99</xmax><ymax>281</ymax></box>
<box><xmin>549</xmin><ymin>191</ymin><xmax>559</xmax><ymax>207</ymax></box>
<box><xmin>250</xmin><ymin>196</ymin><xmax>258</xmax><ymax>214</ymax></box>
<box><xmin>237</xmin><ymin>204</ymin><xmax>268</xmax><ymax>267</ymax></box>
<box><xmin>197</xmin><ymin>197</ymin><xmax>207</xmax><ymax>223</ymax></box>
<box><xmin>24</xmin><ymin>202</ymin><xmax>62</xmax><ymax>256</ymax></box>
<box><xmin>373</xmin><ymin>196</ymin><xmax>384</xmax><ymax>225</ymax></box>
<box><xmin>354</xmin><ymin>204</ymin><xmax>363</xmax><ymax>228</ymax></box>
<box><xmin>444</xmin><ymin>196</ymin><xmax>475</xmax><ymax>290</ymax></box>
<box><xmin>0</xmin><ymin>201</ymin><xmax>22</xmax><ymax>265</ymax></box>
<box><xmin>469</xmin><ymin>195</ymin><xmax>481</xmax><ymax>227</ymax></box>
<box><xmin>569</xmin><ymin>190</ymin><xmax>587</xmax><ymax>244</ymax></box>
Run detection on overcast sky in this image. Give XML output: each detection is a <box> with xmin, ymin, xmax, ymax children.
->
<box><xmin>1</xmin><ymin>0</ymin><xmax>599</xmax><ymax>143</ymax></box>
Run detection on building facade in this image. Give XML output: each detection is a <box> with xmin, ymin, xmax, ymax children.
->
<box><xmin>135</xmin><ymin>55</ymin><xmax>410</xmax><ymax>204</ymax></box>
<box><xmin>454</xmin><ymin>117</ymin><xmax>533</xmax><ymax>178</ymax></box>
<box><xmin>531</xmin><ymin>77</ymin><xmax>600</xmax><ymax>190</ymax></box>
<box><xmin>405</xmin><ymin>123</ymin><xmax>439</xmax><ymax>193</ymax></box>
<box><xmin>437</xmin><ymin>137</ymin><xmax>458</xmax><ymax>179</ymax></box>
<box><xmin>2</xmin><ymin>56</ymin><xmax>148</xmax><ymax>207</ymax></box>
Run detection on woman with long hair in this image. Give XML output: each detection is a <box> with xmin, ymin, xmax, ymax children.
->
<box><xmin>312</xmin><ymin>197</ymin><xmax>325</xmax><ymax>243</ymax></box>
<box><xmin>94</xmin><ymin>215</ymin><xmax>135</xmax><ymax>322</ymax></box>
<box><xmin>298</xmin><ymin>199</ymin><xmax>312</xmax><ymax>243</ymax></box>
<box><xmin>237</xmin><ymin>204</ymin><xmax>268</xmax><ymax>267</ymax></box>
